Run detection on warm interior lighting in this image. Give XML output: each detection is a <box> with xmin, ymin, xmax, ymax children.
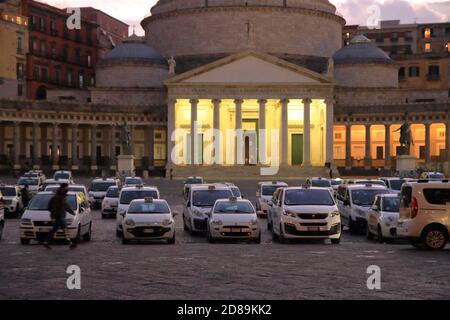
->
<box><xmin>424</xmin><ymin>28</ymin><xmax>432</xmax><ymax>38</ymax></box>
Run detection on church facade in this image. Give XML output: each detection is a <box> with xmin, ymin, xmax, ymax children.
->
<box><xmin>0</xmin><ymin>0</ymin><xmax>449</xmax><ymax>176</ymax></box>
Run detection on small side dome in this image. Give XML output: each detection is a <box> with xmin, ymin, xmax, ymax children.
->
<box><xmin>99</xmin><ymin>35</ymin><xmax>167</xmax><ymax>66</ymax></box>
<box><xmin>333</xmin><ymin>35</ymin><xmax>393</xmax><ymax>65</ymax></box>
<box><xmin>332</xmin><ymin>35</ymin><xmax>398</xmax><ymax>88</ymax></box>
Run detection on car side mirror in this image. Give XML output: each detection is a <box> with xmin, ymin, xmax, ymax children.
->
<box><xmin>371</xmin><ymin>205</ymin><xmax>379</xmax><ymax>211</ymax></box>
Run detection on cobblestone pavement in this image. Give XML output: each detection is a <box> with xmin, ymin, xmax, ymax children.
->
<box><xmin>0</xmin><ymin>177</ymin><xmax>449</xmax><ymax>300</ymax></box>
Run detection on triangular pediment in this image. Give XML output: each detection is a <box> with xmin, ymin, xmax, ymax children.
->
<box><xmin>165</xmin><ymin>50</ymin><xmax>333</xmax><ymax>86</ymax></box>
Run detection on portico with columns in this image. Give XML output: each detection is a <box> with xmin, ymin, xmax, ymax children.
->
<box><xmin>165</xmin><ymin>50</ymin><xmax>335</xmax><ymax>177</ymax></box>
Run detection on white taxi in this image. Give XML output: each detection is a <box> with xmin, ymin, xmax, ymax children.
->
<box><xmin>20</xmin><ymin>191</ymin><xmax>92</xmax><ymax>245</ymax></box>
<box><xmin>116</xmin><ymin>185</ymin><xmax>160</xmax><ymax>236</ymax></box>
<box><xmin>101</xmin><ymin>186</ymin><xmax>120</xmax><ymax>218</ymax></box>
<box><xmin>89</xmin><ymin>177</ymin><xmax>120</xmax><ymax>208</ymax></box>
<box><xmin>183</xmin><ymin>184</ymin><xmax>233</xmax><ymax>234</ymax></box>
<box><xmin>270</xmin><ymin>187</ymin><xmax>341</xmax><ymax>244</ymax></box>
<box><xmin>0</xmin><ymin>185</ymin><xmax>23</xmax><ymax>218</ymax></box>
<box><xmin>366</xmin><ymin>194</ymin><xmax>401</xmax><ymax>242</ymax></box>
<box><xmin>122</xmin><ymin>198</ymin><xmax>176</xmax><ymax>244</ymax></box>
<box><xmin>256</xmin><ymin>181</ymin><xmax>288</xmax><ymax>217</ymax></box>
<box><xmin>207</xmin><ymin>198</ymin><xmax>260</xmax><ymax>243</ymax></box>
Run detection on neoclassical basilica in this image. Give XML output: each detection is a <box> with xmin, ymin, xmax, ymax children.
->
<box><xmin>1</xmin><ymin>0</ymin><xmax>449</xmax><ymax>177</ymax></box>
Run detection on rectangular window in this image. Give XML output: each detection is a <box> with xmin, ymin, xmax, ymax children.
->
<box><xmin>423</xmin><ymin>189</ymin><xmax>450</xmax><ymax>205</ymax></box>
<box><xmin>87</xmin><ymin>54</ymin><xmax>92</xmax><ymax>67</ymax></box>
<box><xmin>424</xmin><ymin>27</ymin><xmax>432</xmax><ymax>38</ymax></box>
<box><xmin>79</xmin><ymin>74</ymin><xmax>84</xmax><ymax>89</ymax></box>
<box><xmin>429</xmin><ymin>65</ymin><xmax>440</xmax><ymax>76</ymax></box>
<box><xmin>16</xmin><ymin>63</ymin><xmax>24</xmax><ymax>80</ymax></box>
<box><xmin>50</xmin><ymin>20</ymin><xmax>56</xmax><ymax>36</ymax></box>
<box><xmin>75</xmin><ymin>48</ymin><xmax>81</xmax><ymax>63</ymax></box>
<box><xmin>32</xmin><ymin>39</ymin><xmax>38</xmax><ymax>53</ymax></box>
<box><xmin>409</xmin><ymin>66</ymin><xmax>420</xmax><ymax>77</ymax></box>
<box><xmin>17</xmin><ymin>84</ymin><xmax>23</xmax><ymax>97</ymax></box>
<box><xmin>67</xmin><ymin>71</ymin><xmax>73</xmax><ymax>86</ymax></box>
<box><xmin>41</xmin><ymin>68</ymin><xmax>48</xmax><ymax>81</ymax></box>
<box><xmin>62</xmin><ymin>45</ymin><xmax>68</xmax><ymax>61</ymax></box>
<box><xmin>39</xmin><ymin>17</ymin><xmax>45</xmax><ymax>32</ymax></box>
<box><xmin>33</xmin><ymin>66</ymin><xmax>40</xmax><ymax>80</ymax></box>
<box><xmin>55</xmin><ymin>69</ymin><xmax>60</xmax><ymax>84</ymax></box>
<box><xmin>51</xmin><ymin>43</ymin><xmax>57</xmax><ymax>58</ymax></box>
<box><xmin>424</xmin><ymin>43</ymin><xmax>432</xmax><ymax>52</ymax></box>
<box><xmin>40</xmin><ymin>42</ymin><xmax>46</xmax><ymax>56</ymax></box>
<box><xmin>399</xmin><ymin>67</ymin><xmax>405</xmax><ymax>79</ymax></box>
<box><xmin>17</xmin><ymin>36</ymin><xmax>22</xmax><ymax>54</ymax></box>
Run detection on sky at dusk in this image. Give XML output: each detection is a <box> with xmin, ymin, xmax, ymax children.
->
<box><xmin>40</xmin><ymin>0</ymin><xmax>450</xmax><ymax>35</ymax></box>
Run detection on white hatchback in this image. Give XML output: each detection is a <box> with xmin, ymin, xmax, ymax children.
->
<box><xmin>122</xmin><ymin>198</ymin><xmax>176</xmax><ymax>244</ymax></box>
<box><xmin>367</xmin><ymin>194</ymin><xmax>401</xmax><ymax>242</ymax></box>
<box><xmin>20</xmin><ymin>191</ymin><xmax>92</xmax><ymax>245</ymax></box>
<box><xmin>207</xmin><ymin>198</ymin><xmax>260</xmax><ymax>243</ymax></box>
<box><xmin>101</xmin><ymin>186</ymin><xmax>120</xmax><ymax>218</ymax></box>
<box><xmin>0</xmin><ymin>185</ymin><xmax>23</xmax><ymax>218</ymax></box>
<box><xmin>116</xmin><ymin>185</ymin><xmax>160</xmax><ymax>236</ymax></box>
<box><xmin>270</xmin><ymin>187</ymin><xmax>341</xmax><ymax>243</ymax></box>
<box><xmin>255</xmin><ymin>181</ymin><xmax>288</xmax><ymax>217</ymax></box>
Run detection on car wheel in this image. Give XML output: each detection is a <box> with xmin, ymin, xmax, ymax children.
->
<box><xmin>208</xmin><ymin>231</ymin><xmax>215</xmax><ymax>243</ymax></box>
<box><xmin>116</xmin><ymin>229</ymin><xmax>122</xmax><ymax>237</ymax></box>
<box><xmin>20</xmin><ymin>238</ymin><xmax>30</xmax><ymax>245</ymax></box>
<box><xmin>254</xmin><ymin>234</ymin><xmax>261</xmax><ymax>244</ymax></box>
<box><xmin>183</xmin><ymin>215</ymin><xmax>189</xmax><ymax>231</ymax></box>
<box><xmin>366</xmin><ymin>225</ymin><xmax>375</xmax><ymax>240</ymax></box>
<box><xmin>168</xmin><ymin>234</ymin><xmax>176</xmax><ymax>245</ymax></box>
<box><xmin>377</xmin><ymin>225</ymin><xmax>385</xmax><ymax>244</ymax></box>
<box><xmin>331</xmin><ymin>238</ymin><xmax>341</xmax><ymax>244</ymax></box>
<box><xmin>267</xmin><ymin>220</ymin><xmax>272</xmax><ymax>231</ymax></box>
<box><xmin>0</xmin><ymin>222</ymin><xmax>4</xmax><ymax>240</ymax></box>
<box><xmin>279</xmin><ymin>224</ymin><xmax>287</xmax><ymax>244</ymax></box>
<box><xmin>122</xmin><ymin>237</ymin><xmax>130</xmax><ymax>245</ymax></box>
<box><xmin>422</xmin><ymin>226</ymin><xmax>448</xmax><ymax>250</ymax></box>
<box><xmin>82</xmin><ymin>223</ymin><xmax>92</xmax><ymax>242</ymax></box>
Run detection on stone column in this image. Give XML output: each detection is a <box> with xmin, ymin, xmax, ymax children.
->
<box><xmin>13</xmin><ymin>122</ymin><xmax>21</xmax><ymax>170</ymax></box>
<box><xmin>61</xmin><ymin>126</ymin><xmax>68</xmax><ymax>160</ymax></box>
<box><xmin>32</xmin><ymin>122</ymin><xmax>40</xmax><ymax>168</ymax></box>
<box><xmin>325</xmin><ymin>99</ymin><xmax>334</xmax><ymax>165</ymax></box>
<box><xmin>345</xmin><ymin>123</ymin><xmax>352</xmax><ymax>170</ymax></box>
<box><xmin>189</xmin><ymin>98</ymin><xmax>199</xmax><ymax>165</ymax></box>
<box><xmin>71</xmin><ymin>124</ymin><xmax>78</xmax><ymax>170</ymax></box>
<box><xmin>446</xmin><ymin>119</ymin><xmax>450</xmax><ymax>162</ymax></box>
<box><xmin>212</xmin><ymin>99</ymin><xmax>221</xmax><ymax>164</ymax></box>
<box><xmin>51</xmin><ymin>123</ymin><xmax>59</xmax><ymax>170</ymax></box>
<box><xmin>234</xmin><ymin>99</ymin><xmax>243</xmax><ymax>165</ymax></box>
<box><xmin>258</xmin><ymin>99</ymin><xmax>267</xmax><ymax>165</ymax></box>
<box><xmin>384</xmin><ymin>124</ymin><xmax>391</xmax><ymax>170</ymax></box>
<box><xmin>303</xmin><ymin>98</ymin><xmax>311</xmax><ymax>166</ymax></box>
<box><xmin>109</xmin><ymin>124</ymin><xmax>116</xmax><ymax>170</ymax></box>
<box><xmin>424</xmin><ymin>123</ymin><xmax>431</xmax><ymax>163</ymax></box>
<box><xmin>91</xmin><ymin>124</ymin><xmax>98</xmax><ymax>170</ymax></box>
<box><xmin>167</xmin><ymin>98</ymin><xmax>176</xmax><ymax>170</ymax></box>
<box><xmin>147</xmin><ymin>125</ymin><xmax>154</xmax><ymax>169</ymax></box>
<box><xmin>281</xmin><ymin>99</ymin><xmax>289</xmax><ymax>166</ymax></box>
<box><xmin>364</xmin><ymin>124</ymin><xmax>372</xmax><ymax>169</ymax></box>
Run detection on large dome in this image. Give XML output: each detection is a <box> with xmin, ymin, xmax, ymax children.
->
<box><xmin>142</xmin><ymin>0</ymin><xmax>345</xmax><ymax>60</ymax></box>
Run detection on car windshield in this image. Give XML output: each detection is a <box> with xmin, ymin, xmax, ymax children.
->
<box><xmin>192</xmin><ymin>190</ymin><xmax>233</xmax><ymax>207</ymax></box>
<box><xmin>231</xmin><ymin>187</ymin><xmax>242</xmax><ymax>198</ymax></box>
<box><xmin>91</xmin><ymin>182</ymin><xmax>116</xmax><ymax>192</ymax></box>
<box><xmin>214</xmin><ymin>202</ymin><xmax>254</xmax><ymax>214</ymax></box>
<box><xmin>262</xmin><ymin>185</ymin><xmax>283</xmax><ymax>196</ymax></box>
<box><xmin>18</xmin><ymin>178</ymin><xmax>38</xmax><ymax>185</ymax></box>
<box><xmin>284</xmin><ymin>189</ymin><xmax>335</xmax><ymax>206</ymax></box>
<box><xmin>429</xmin><ymin>174</ymin><xmax>445</xmax><ymax>180</ymax></box>
<box><xmin>0</xmin><ymin>187</ymin><xmax>16</xmax><ymax>197</ymax></box>
<box><xmin>311</xmin><ymin>180</ymin><xmax>331</xmax><ymax>188</ymax></box>
<box><xmin>106</xmin><ymin>188</ymin><xmax>120</xmax><ymax>198</ymax></box>
<box><xmin>54</xmin><ymin>173</ymin><xmax>70</xmax><ymax>180</ymax></box>
<box><xmin>46</xmin><ymin>186</ymin><xmax>59</xmax><ymax>192</ymax></box>
<box><xmin>28</xmin><ymin>194</ymin><xmax>77</xmax><ymax>211</ymax></box>
<box><xmin>120</xmin><ymin>190</ymin><xmax>158</xmax><ymax>205</ymax></box>
<box><xmin>125</xmin><ymin>178</ymin><xmax>142</xmax><ymax>185</ymax></box>
<box><xmin>389</xmin><ymin>179</ymin><xmax>406</xmax><ymax>191</ymax></box>
<box><xmin>356</xmin><ymin>180</ymin><xmax>386</xmax><ymax>187</ymax></box>
<box><xmin>331</xmin><ymin>180</ymin><xmax>342</xmax><ymax>186</ymax></box>
<box><xmin>185</xmin><ymin>178</ymin><xmax>203</xmax><ymax>184</ymax></box>
<box><xmin>128</xmin><ymin>202</ymin><xmax>170</xmax><ymax>214</ymax></box>
<box><xmin>352</xmin><ymin>189</ymin><xmax>388</xmax><ymax>206</ymax></box>
<box><xmin>382</xmin><ymin>197</ymin><xmax>400</xmax><ymax>212</ymax></box>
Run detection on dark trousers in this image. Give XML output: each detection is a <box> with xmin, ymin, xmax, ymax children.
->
<box><xmin>46</xmin><ymin>218</ymin><xmax>68</xmax><ymax>243</ymax></box>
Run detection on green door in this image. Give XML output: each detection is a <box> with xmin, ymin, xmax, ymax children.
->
<box><xmin>291</xmin><ymin>134</ymin><xmax>303</xmax><ymax>165</ymax></box>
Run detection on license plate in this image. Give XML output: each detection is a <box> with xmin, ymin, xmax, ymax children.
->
<box><xmin>230</xmin><ymin>228</ymin><xmax>241</xmax><ymax>232</ymax></box>
<box><xmin>143</xmin><ymin>229</ymin><xmax>154</xmax><ymax>234</ymax></box>
<box><xmin>307</xmin><ymin>226</ymin><xmax>320</xmax><ymax>231</ymax></box>
<box><xmin>38</xmin><ymin>228</ymin><xmax>50</xmax><ymax>232</ymax></box>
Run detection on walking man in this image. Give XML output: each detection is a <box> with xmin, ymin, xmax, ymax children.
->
<box><xmin>43</xmin><ymin>183</ymin><xmax>76</xmax><ymax>249</ymax></box>
<box><xmin>20</xmin><ymin>184</ymin><xmax>31</xmax><ymax>210</ymax></box>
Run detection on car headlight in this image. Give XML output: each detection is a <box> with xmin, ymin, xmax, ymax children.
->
<box><xmin>211</xmin><ymin>219</ymin><xmax>223</xmax><ymax>225</ymax></box>
<box><xmin>162</xmin><ymin>219</ymin><xmax>172</xmax><ymax>226</ymax></box>
<box><xmin>125</xmin><ymin>219</ymin><xmax>135</xmax><ymax>226</ymax></box>
<box><xmin>193</xmin><ymin>210</ymin><xmax>204</xmax><ymax>218</ymax></box>
<box><xmin>21</xmin><ymin>218</ymin><xmax>32</xmax><ymax>226</ymax></box>
<box><xmin>330</xmin><ymin>211</ymin><xmax>340</xmax><ymax>218</ymax></box>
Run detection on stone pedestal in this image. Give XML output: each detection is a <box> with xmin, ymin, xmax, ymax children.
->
<box><xmin>117</xmin><ymin>155</ymin><xmax>135</xmax><ymax>176</ymax></box>
<box><xmin>396</xmin><ymin>155</ymin><xmax>416</xmax><ymax>176</ymax></box>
